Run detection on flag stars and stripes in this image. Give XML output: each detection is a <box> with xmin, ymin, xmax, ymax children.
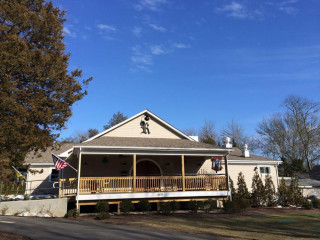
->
<box><xmin>52</xmin><ymin>154</ymin><xmax>68</xmax><ymax>170</ymax></box>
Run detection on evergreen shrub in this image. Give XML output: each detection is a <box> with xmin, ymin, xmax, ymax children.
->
<box><xmin>120</xmin><ymin>200</ymin><xmax>134</xmax><ymax>214</ymax></box>
<box><xmin>137</xmin><ymin>200</ymin><xmax>151</xmax><ymax>212</ymax></box>
<box><xmin>170</xmin><ymin>201</ymin><xmax>180</xmax><ymax>213</ymax></box>
<box><xmin>160</xmin><ymin>202</ymin><xmax>172</xmax><ymax>215</ymax></box>
<box><xmin>66</xmin><ymin>209</ymin><xmax>79</xmax><ymax>218</ymax></box>
<box><xmin>187</xmin><ymin>200</ymin><xmax>199</xmax><ymax>213</ymax></box>
<box><xmin>96</xmin><ymin>201</ymin><xmax>109</xmax><ymax>213</ymax></box>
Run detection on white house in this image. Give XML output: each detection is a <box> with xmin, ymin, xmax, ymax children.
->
<box><xmin>25</xmin><ymin>110</ymin><xmax>281</xmax><ymax>211</ymax></box>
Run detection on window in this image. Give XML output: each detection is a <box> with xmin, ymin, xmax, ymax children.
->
<box><xmin>50</xmin><ymin>169</ymin><xmax>59</xmax><ymax>182</ymax></box>
<box><xmin>259</xmin><ymin>166</ymin><xmax>271</xmax><ymax>175</ymax></box>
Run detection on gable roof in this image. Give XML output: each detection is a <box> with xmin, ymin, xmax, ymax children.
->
<box><xmin>310</xmin><ymin>165</ymin><xmax>320</xmax><ymax>181</ymax></box>
<box><xmin>83</xmin><ymin>109</ymin><xmax>194</xmax><ymax>142</ymax></box>
<box><xmin>25</xmin><ymin>143</ymin><xmax>75</xmax><ymax>164</ymax></box>
<box><xmin>228</xmin><ymin>147</ymin><xmax>280</xmax><ymax>163</ymax></box>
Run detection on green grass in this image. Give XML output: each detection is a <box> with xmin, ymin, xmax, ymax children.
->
<box><xmin>116</xmin><ymin>209</ymin><xmax>320</xmax><ymax>240</ymax></box>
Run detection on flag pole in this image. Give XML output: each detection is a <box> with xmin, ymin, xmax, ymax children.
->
<box><xmin>52</xmin><ymin>153</ymin><xmax>78</xmax><ymax>172</ymax></box>
<box><xmin>12</xmin><ymin>166</ymin><xmax>25</xmax><ymax>179</ymax></box>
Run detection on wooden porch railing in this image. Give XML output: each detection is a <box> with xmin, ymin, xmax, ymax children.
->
<box><xmin>59</xmin><ymin>175</ymin><xmax>227</xmax><ymax>197</ymax></box>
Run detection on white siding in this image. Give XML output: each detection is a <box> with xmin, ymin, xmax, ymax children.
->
<box><xmin>102</xmin><ymin>116</ymin><xmax>183</xmax><ymax>139</ymax></box>
<box><xmin>198</xmin><ymin>158</ymin><xmax>279</xmax><ymax>191</ymax></box>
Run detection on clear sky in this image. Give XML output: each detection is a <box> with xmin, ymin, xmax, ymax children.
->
<box><xmin>52</xmin><ymin>0</ymin><xmax>320</xmax><ymax>139</ymax></box>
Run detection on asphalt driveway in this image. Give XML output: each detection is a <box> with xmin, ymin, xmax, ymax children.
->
<box><xmin>0</xmin><ymin>216</ymin><xmax>224</xmax><ymax>240</ymax></box>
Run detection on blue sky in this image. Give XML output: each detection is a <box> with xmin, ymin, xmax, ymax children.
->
<box><xmin>53</xmin><ymin>0</ymin><xmax>320</xmax><ymax>139</ymax></box>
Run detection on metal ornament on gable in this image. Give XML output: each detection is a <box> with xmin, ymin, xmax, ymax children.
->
<box><xmin>212</xmin><ymin>156</ymin><xmax>223</xmax><ymax>173</ymax></box>
<box><xmin>140</xmin><ymin>114</ymin><xmax>151</xmax><ymax>134</ymax></box>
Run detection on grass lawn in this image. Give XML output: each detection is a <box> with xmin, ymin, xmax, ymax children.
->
<box><xmin>81</xmin><ymin>208</ymin><xmax>320</xmax><ymax>240</ymax></box>
<box><xmin>0</xmin><ymin>232</ymin><xmax>30</xmax><ymax>240</ymax></box>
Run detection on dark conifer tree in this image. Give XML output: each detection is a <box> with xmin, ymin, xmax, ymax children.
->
<box><xmin>0</xmin><ymin>0</ymin><xmax>92</xmax><ymax>169</ymax></box>
<box><xmin>237</xmin><ymin>172</ymin><xmax>250</xmax><ymax>199</ymax></box>
<box><xmin>251</xmin><ymin>171</ymin><xmax>266</xmax><ymax>206</ymax></box>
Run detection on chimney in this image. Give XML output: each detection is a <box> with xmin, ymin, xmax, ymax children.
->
<box><xmin>242</xmin><ymin>144</ymin><xmax>250</xmax><ymax>158</ymax></box>
<box><xmin>189</xmin><ymin>136</ymin><xmax>199</xmax><ymax>142</ymax></box>
<box><xmin>223</xmin><ymin>137</ymin><xmax>233</xmax><ymax>149</ymax></box>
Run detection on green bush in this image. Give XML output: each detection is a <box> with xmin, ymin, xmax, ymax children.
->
<box><xmin>66</xmin><ymin>208</ymin><xmax>79</xmax><ymax>218</ymax></box>
<box><xmin>237</xmin><ymin>172</ymin><xmax>250</xmax><ymax>199</ymax></box>
<box><xmin>289</xmin><ymin>174</ymin><xmax>303</xmax><ymax>206</ymax></box>
<box><xmin>137</xmin><ymin>200</ymin><xmax>151</xmax><ymax>212</ymax></box>
<box><xmin>1</xmin><ymin>182</ymin><xmax>26</xmax><ymax>195</ymax></box>
<box><xmin>202</xmin><ymin>200</ymin><xmax>217</xmax><ymax>213</ymax></box>
<box><xmin>251</xmin><ymin>171</ymin><xmax>266</xmax><ymax>207</ymax></box>
<box><xmin>223</xmin><ymin>199</ymin><xmax>249</xmax><ymax>213</ymax></box>
<box><xmin>160</xmin><ymin>202</ymin><xmax>172</xmax><ymax>215</ymax></box>
<box><xmin>303</xmin><ymin>200</ymin><xmax>313</xmax><ymax>209</ymax></box>
<box><xmin>170</xmin><ymin>201</ymin><xmax>180</xmax><ymax>213</ymax></box>
<box><xmin>238</xmin><ymin>199</ymin><xmax>250</xmax><ymax>212</ymax></box>
<box><xmin>311</xmin><ymin>198</ymin><xmax>320</xmax><ymax>208</ymax></box>
<box><xmin>96</xmin><ymin>201</ymin><xmax>109</xmax><ymax>213</ymax></box>
<box><xmin>264</xmin><ymin>175</ymin><xmax>277</xmax><ymax>207</ymax></box>
<box><xmin>187</xmin><ymin>200</ymin><xmax>199</xmax><ymax>213</ymax></box>
<box><xmin>24</xmin><ymin>194</ymin><xmax>30</xmax><ymax>200</ymax></box>
<box><xmin>223</xmin><ymin>200</ymin><xmax>236</xmax><ymax>213</ymax></box>
<box><xmin>96</xmin><ymin>212</ymin><xmax>110</xmax><ymax>220</ymax></box>
<box><xmin>278</xmin><ymin>178</ymin><xmax>290</xmax><ymax>207</ymax></box>
<box><xmin>120</xmin><ymin>200</ymin><xmax>134</xmax><ymax>214</ymax></box>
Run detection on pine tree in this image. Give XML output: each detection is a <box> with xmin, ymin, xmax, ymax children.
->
<box><xmin>289</xmin><ymin>174</ymin><xmax>303</xmax><ymax>206</ymax></box>
<box><xmin>237</xmin><ymin>172</ymin><xmax>250</xmax><ymax>199</ymax></box>
<box><xmin>251</xmin><ymin>171</ymin><xmax>266</xmax><ymax>207</ymax></box>
<box><xmin>278</xmin><ymin>178</ymin><xmax>290</xmax><ymax>206</ymax></box>
<box><xmin>103</xmin><ymin>112</ymin><xmax>128</xmax><ymax>130</ymax></box>
<box><xmin>0</xmin><ymin>0</ymin><xmax>92</xmax><ymax>169</ymax></box>
<box><xmin>264</xmin><ymin>174</ymin><xmax>276</xmax><ymax>207</ymax></box>
<box><xmin>229</xmin><ymin>177</ymin><xmax>237</xmax><ymax>200</ymax></box>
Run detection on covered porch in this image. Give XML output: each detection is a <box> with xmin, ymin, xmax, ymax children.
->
<box><xmin>58</xmin><ymin>138</ymin><xmax>231</xmax><ymax>209</ymax></box>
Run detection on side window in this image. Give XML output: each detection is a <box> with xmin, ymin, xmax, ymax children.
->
<box><xmin>259</xmin><ymin>166</ymin><xmax>271</xmax><ymax>175</ymax></box>
<box><xmin>50</xmin><ymin>169</ymin><xmax>59</xmax><ymax>182</ymax></box>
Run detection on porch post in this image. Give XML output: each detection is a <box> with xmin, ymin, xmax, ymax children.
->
<box><xmin>76</xmin><ymin>150</ymin><xmax>82</xmax><ymax>210</ymax></box>
<box><xmin>133</xmin><ymin>154</ymin><xmax>136</xmax><ymax>192</ymax></box>
<box><xmin>181</xmin><ymin>155</ymin><xmax>185</xmax><ymax>191</ymax></box>
<box><xmin>224</xmin><ymin>154</ymin><xmax>231</xmax><ymax>201</ymax></box>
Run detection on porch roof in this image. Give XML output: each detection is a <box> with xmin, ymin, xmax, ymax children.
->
<box><xmin>76</xmin><ymin>137</ymin><xmax>224</xmax><ymax>149</ymax></box>
<box><xmin>72</xmin><ymin>137</ymin><xmax>229</xmax><ymax>156</ymax></box>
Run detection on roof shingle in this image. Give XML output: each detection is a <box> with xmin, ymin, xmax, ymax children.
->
<box><xmin>76</xmin><ymin>136</ymin><xmax>224</xmax><ymax>149</ymax></box>
<box><xmin>228</xmin><ymin>147</ymin><xmax>277</xmax><ymax>161</ymax></box>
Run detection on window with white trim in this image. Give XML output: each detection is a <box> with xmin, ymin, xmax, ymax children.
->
<box><xmin>50</xmin><ymin>169</ymin><xmax>59</xmax><ymax>182</ymax></box>
<box><xmin>259</xmin><ymin>166</ymin><xmax>271</xmax><ymax>175</ymax></box>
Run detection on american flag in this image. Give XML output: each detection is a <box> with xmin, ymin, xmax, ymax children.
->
<box><xmin>52</xmin><ymin>154</ymin><xmax>69</xmax><ymax>170</ymax></box>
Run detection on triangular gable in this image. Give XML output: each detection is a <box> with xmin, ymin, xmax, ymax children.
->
<box><xmin>84</xmin><ymin>110</ymin><xmax>194</xmax><ymax>142</ymax></box>
<box><xmin>58</xmin><ymin>110</ymin><xmax>194</xmax><ymax>157</ymax></box>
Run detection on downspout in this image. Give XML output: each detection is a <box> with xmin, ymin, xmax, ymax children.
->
<box><xmin>275</xmin><ymin>164</ymin><xmax>280</xmax><ymax>190</ymax></box>
<box><xmin>224</xmin><ymin>153</ymin><xmax>232</xmax><ymax>201</ymax></box>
